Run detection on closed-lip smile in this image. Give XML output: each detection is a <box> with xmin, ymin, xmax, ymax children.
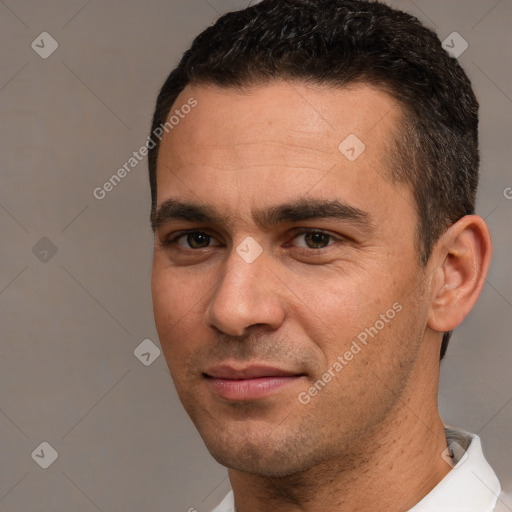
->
<box><xmin>204</xmin><ymin>364</ymin><xmax>303</xmax><ymax>379</ymax></box>
<box><xmin>203</xmin><ymin>364</ymin><xmax>306</xmax><ymax>401</ymax></box>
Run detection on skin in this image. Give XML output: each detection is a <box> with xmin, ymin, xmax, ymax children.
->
<box><xmin>151</xmin><ymin>81</ymin><xmax>492</xmax><ymax>512</ymax></box>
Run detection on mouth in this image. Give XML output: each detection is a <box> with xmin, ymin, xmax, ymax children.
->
<box><xmin>203</xmin><ymin>364</ymin><xmax>307</xmax><ymax>401</ymax></box>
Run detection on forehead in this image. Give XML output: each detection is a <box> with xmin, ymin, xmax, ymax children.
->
<box><xmin>163</xmin><ymin>80</ymin><xmax>400</xmax><ymax>156</ymax></box>
<box><xmin>155</xmin><ymin>80</ymin><xmax>414</xmax><ymax>228</ymax></box>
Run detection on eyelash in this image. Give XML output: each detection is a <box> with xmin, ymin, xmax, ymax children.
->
<box><xmin>160</xmin><ymin>229</ymin><xmax>341</xmax><ymax>251</ymax></box>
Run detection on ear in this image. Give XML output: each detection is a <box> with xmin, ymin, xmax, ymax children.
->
<box><xmin>427</xmin><ymin>215</ymin><xmax>492</xmax><ymax>333</ymax></box>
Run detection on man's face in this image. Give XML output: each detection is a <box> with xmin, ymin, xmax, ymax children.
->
<box><xmin>151</xmin><ymin>81</ymin><xmax>433</xmax><ymax>476</ymax></box>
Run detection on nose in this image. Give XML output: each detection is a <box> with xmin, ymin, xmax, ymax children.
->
<box><xmin>205</xmin><ymin>240</ymin><xmax>287</xmax><ymax>337</ymax></box>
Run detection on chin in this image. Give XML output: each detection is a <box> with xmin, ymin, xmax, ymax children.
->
<box><xmin>199</xmin><ymin>426</ymin><xmax>320</xmax><ymax>477</ymax></box>
<box><xmin>209</xmin><ymin>448</ymin><xmax>305</xmax><ymax>477</ymax></box>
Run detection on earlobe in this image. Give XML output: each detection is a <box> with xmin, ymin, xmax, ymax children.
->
<box><xmin>427</xmin><ymin>215</ymin><xmax>492</xmax><ymax>334</ymax></box>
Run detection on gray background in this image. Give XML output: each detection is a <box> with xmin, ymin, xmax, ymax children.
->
<box><xmin>0</xmin><ymin>1</ymin><xmax>510</xmax><ymax>511</ymax></box>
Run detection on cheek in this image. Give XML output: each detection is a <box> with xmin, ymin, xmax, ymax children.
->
<box><xmin>293</xmin><ymin>272</ymin><xmax>394</xmax><ymax>358</ymax></box>
<box><xmin>151</xmin><ymin>266</ymin><xmax>202</xmax><ymax>363</ymax></box>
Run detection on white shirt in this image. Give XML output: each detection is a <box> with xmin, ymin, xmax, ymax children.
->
<box><xmin>211</xmin><ymin>427</ymin><xmax>510</xmax><ymax>512</ymax></box>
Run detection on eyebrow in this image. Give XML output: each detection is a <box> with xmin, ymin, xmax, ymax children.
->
<box><xmin>152</xmin><ymin>197</ymin><xmax>373</xmax><ymax>233</ymax></box>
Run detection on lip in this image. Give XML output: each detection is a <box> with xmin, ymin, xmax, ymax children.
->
<box><xmin>204</xmin><ymin>364</ymin><xmax>301</xmax><ymax>379</ymax></box>
<box><xmin>204</xmin><ymin>364</ymin><xmax>306</xmax><ymax>401</ymax></box>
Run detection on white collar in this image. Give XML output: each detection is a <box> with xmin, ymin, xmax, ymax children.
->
<box><xmin>211</xmin><ymin>427</ymin><xmax>502</xmax><ymax>512</ymax></box>
<box><xmin>410</xmin><ymin>427</ymin><xmax>501</xmax><ymax>512</ymax></box>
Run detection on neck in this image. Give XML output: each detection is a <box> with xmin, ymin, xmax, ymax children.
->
<box><xmin>228</xmin><ymin>359</ymin><xmax>451</xmax><ymax>512</ymax></box>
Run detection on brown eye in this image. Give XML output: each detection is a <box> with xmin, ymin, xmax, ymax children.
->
<box><xmin>291</xmin><ymin>230</ymin><xmax>338</xmax><ymax>249</ymax></box>
<box><xmin>304</xmin><ymin>231</ymin><xmax>331</xmax><ymax>249</ymax></box>
<box><xmin>179</xmin><ymin>232</ymin><xmax>211</xmax><ymax>249</ymax></box>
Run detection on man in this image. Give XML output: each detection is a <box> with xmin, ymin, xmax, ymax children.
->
<box><xmin>148</xmin><ymin>1</ymin><xmax>509</xmax><ymax>510</ymax></box>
